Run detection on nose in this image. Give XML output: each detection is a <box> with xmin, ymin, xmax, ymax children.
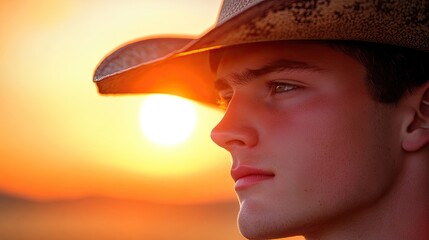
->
<box><xmin>210</xmin><ymin>99</ymin><xmax>258</xmax><ymax>151</ymax></box>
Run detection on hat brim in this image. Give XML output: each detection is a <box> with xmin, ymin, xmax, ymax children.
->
<box><xmin>94</xmin><ymin>0</ymin><xmax>429</xmax><ymax>106</ymax></box>
<box><xmin>95</xmin><ymin>37</ymin><xmax>220</xmax><ymax>104</ymax></box>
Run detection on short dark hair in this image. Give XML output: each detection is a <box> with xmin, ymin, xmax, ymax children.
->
<box><xmin>328</xmin><ymin>41</ymin><xmax>429</xmax><ymax>104</ymax></box>
<box><xmin>209</xmin><ymin>41</ymin><xmax>429</xmax><ymax>104</ymax></box>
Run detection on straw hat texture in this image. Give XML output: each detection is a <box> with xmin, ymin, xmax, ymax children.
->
<box><xmin>94</xmin><ymin>0</ymin><xmax>429</xmax><ymax>106</ymax></box>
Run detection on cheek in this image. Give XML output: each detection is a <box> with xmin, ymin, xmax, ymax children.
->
<box><xmin>263</xmin><ymin>96</ymin><xmax>397</xmax><ymax>204</ymax></box>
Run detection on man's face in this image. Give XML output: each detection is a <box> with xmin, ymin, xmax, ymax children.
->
<box><xmin>211</xmin><ymin>42</ymin><xmax>402</xmax><ymax>239</ymax></box>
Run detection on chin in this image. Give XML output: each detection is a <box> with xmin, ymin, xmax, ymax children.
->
<box><xmin>239</xmin><ymin>225</ymin><xmax>295</xmax><ymax>240</ymax></box>
<box><xmin>238</xmin><ymin>209</ymin><xmax>267</xmax><ymax>239</ymax></box>
<box><xmin>240</xmin><ymin>223</ymin><xmax>304</xmax><ymax>240</ymax></box>
<box><xmin>237</xmin><ymin>204</ymin><xmax>309</xmax><ymax>240</ymax></box>
<box><xmin>239</xmin><ymin>226</ymin><xmax>271</xmax><ymax>240</ymax></box>
<box><xmin>237</xmin><ymin>210</ymin><xmax>295</xmax><ymax>240</ymax></box>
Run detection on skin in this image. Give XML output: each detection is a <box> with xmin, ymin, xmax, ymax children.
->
<box><xmin>210</xmin><ymin>42</ymin><xmax>429</xmax><ymax>239</ymax></box>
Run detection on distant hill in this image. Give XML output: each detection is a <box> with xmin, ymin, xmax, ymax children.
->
<box><xmin>0</xmin><ymin>192</ymin><xmax>244</xmax><ymax>240</ymax></box>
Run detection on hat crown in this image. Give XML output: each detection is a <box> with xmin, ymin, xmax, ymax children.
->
<box><xmin>209</xmin><ymin>0</ymin><xmax>429</xmax><ymax>51</ymax></box>
<box><xmin>217</xmin><ymin>0</ymin><xmax>265</xmax><ymax>25</ymax></box>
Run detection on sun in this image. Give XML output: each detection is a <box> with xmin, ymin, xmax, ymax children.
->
<box><xmin>139</xmin><ymin>94</ymin><xmax>197</xmax><ymax>146</ymax></box>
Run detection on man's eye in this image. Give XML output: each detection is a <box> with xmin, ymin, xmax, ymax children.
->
<box><xmin>217</xmin><ymin>88</ymin><xmax>233</xmax><ymax>110</ymax></box>
<box><xmin>217</xmin><ymin>96</ymin><xmax>231</xmax><ymax>110</ymax></box>
<box><xmin>268</xmin><ymin>82</ymin><xmax>297</xmax><ymax>94</ymax></box>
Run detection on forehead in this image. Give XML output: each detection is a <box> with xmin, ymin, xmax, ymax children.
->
<box><xmin>216</xmin><ymin>41</ymin><xmax>363</xmax><ymax>76</ymax></box>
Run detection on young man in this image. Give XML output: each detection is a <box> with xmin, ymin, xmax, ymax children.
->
<box><xmin>94</xmin><ymin>0</ymin><xmax>429</xmax><ymax>239</ymax></box>
<box><xmin>210</xmin><ymin>40</ymin><xmax>429</xmax><ymax>240</ymax></box>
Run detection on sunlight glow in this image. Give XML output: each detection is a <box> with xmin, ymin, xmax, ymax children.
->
<box><xmin>0</xmin><ymin>0</ymin><xmax>235</xmax><ymax>205</ymax></box>
<box><xmin>139</xmin><ymin>94</ymin><xmax>197</xmax><ymax>146</ymax></box>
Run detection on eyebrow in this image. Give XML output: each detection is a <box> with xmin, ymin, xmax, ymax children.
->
<box><xmin>214</xmin><ymin>59</ymin><xmax>323</xmax><ymax>91</ymax></box>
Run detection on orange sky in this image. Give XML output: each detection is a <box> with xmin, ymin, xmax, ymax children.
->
<box><xmin>0</xmin><ymin>0</ymin><xmax>238</xmax><ymax>204</ymax></box>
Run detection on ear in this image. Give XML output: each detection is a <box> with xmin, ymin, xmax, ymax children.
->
<box><xmin>402</xmin><ymin>82</ymin><xmax>429</xmax><ymax>152</ymax></box>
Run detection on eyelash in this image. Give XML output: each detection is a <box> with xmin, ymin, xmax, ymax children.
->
<box><xmin>217</xmin><ymin>96</ymin><xmax>231</xmax><ymax>110</ymax></box>
<box><xmin>217</xmin><ymin>81</ymin><xmax>298</xmax><ymax>110</ymax></box>
<box><xmin>267</xmin><ymin>81</ymin><xmax>298</xmax><ymax>95</ymax></box>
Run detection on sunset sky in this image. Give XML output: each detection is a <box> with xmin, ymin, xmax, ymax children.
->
<box><xmin>0</xmin><ymin>2</ymin><xmax>309</xmax><ymax>239</ymax></box>
<box><xmin>0</xmin><ymin>0</ymin><xmax>237</xmax><ymax>204</ymax></box>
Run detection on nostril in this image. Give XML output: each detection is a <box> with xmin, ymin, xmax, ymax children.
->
<box><xmin>225</xmin><ymin>139</ymin><xmax>247</xmax><ymax>147</ymax></box>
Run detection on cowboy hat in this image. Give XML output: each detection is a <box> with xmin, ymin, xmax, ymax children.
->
<box><xmin>93</xmin><ymin>0</ymin><xmax>429</xmax><ymax>106</ymax></box>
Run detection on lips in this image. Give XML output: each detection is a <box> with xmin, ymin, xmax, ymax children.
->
<box><xmin>231</xmin><ymin>166</ymin><xmax>275</xmax><ymax>191</ymax></box>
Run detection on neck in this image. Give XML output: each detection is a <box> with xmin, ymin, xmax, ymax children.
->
<box><xmin>305</xmin><ymin>152</ymin><xmax>429</xmax><ymax>240</ymax></box>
